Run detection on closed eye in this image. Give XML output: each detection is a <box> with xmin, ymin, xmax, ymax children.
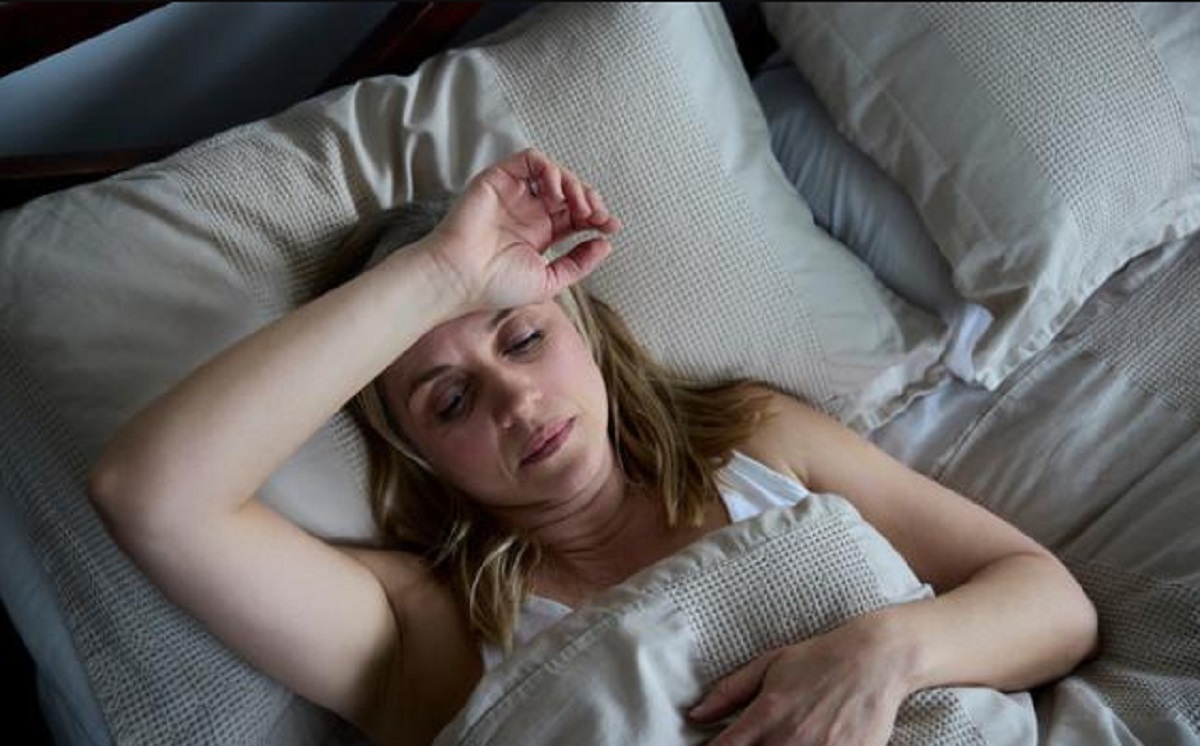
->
<box><xmin>429</xmin><ymin>328</ymin><xmax>544</xmax><ymax>423</ymax></box>
<box><xmin>435</xmin><ymin>382</ymin><xmax>471</xmax><ymax>422</ymax></box>
<box><xmin>506</xmin><ymin>330</ymin><xmax>544</xmax><ymax>356</ymax></box>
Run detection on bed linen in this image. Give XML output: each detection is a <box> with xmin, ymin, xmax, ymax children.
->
<box><xmin>762</xmin><ymin>2</ymin><xmax>1200</xmax><ymax>391</ymax></box>
<box><xmin>751</xmin><ymin>51</ymin><xmax>994</xmax><ymax>384</ymax></box>
<box><xmin>435</xmin><ymin>496</ymin><xmax>1035</xmax><ymax>746</ymax></box>
<box><xmin>870</xmin><ymin>231</ymin><xmax>1200</xmax><ymax>744</ymax></box>
<box><xmin>1</xmin><ymin>3</ymin><xmax>1197</xmax><ymax>745</ymax></box>
<box><xmin>0</xmin><ymin>431</ymin><xmax>108</xmax><ymax>746</ymax></box>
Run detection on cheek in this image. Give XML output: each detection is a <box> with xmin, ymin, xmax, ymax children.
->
<box><xmin>415</xmin><ymin>426</ymin><xmax>509</xmax><ymax>501</ymax></box>
<box><xmin>547</xmin><ymin>333</ymin><xmax>606</xmax><ymax>403</ymax></box>
<box><xmin>392</xmin><ymin>405</ymin><xmax>496</xmax><ymax>483</ymax></box>
<box><xmin>423</xmin><ymin>425</ymin><xmax>497</xmax><ymax>474</ymax></box>
<box><xmin>525</xmin><ymin>354</ymin><xmax>607</xmax><ymax>447</ymax></box>
<box><xmin>572</xmin><ymin>350</ymin><xmax>609</xmax><ymax>422</ymax></box>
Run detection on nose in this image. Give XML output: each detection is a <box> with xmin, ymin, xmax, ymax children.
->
<box><xmin>490</xmin><ymin>367</ymin><xmax>542</xmax><ymax>429</ymax></box>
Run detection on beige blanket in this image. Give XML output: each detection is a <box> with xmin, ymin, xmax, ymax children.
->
<box><xmin>434</xmin><ymin>495</ymin><xmax>1035</xmax><ymax>745</ymax></box>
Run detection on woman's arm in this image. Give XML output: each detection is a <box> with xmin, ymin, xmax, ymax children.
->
<box><xmin>90</xmin><ymin>146</ymin><xmax>616</xmax><ymax>524</ymax></box>
<box><xmin>87</xmin><ymin>245</ymin><xmax>469</xmax><ymax>732</ymax></box>
<box><xmin>88</xmin><ymin>148</ymin><xmax>619</xmax><ymax>740</ymax></box>
<box><xmin>693</xmin><ymin>389</ymin><xmax>1098</xmax><ymax>744</ymax></box>
<box><xmin>90</xmin><ymin>246</ymin><xmax>462</xmax><ymax>525</ymax></box>
<box><xmin>767</xmin><ymin>392</ymin><xmax>1097</xmax><ymax>688</ymax></box>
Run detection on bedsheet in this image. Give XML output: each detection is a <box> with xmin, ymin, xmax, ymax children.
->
<box><xmin>930</xmin><ymin>238</ymin><xmax>1198</xmax><ymax>743</ymax></box>
<box><xmin>876</xmin><ymin>231</ymin><xmax>1200</xmax><ymax>743</ymax></box>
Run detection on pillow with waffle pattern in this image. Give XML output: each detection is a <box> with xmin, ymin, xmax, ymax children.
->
<box><xmin>0</xmin><ymin>2</ymin><xmax>951</xmax><ymax>548</ymax></box>
<box><xmin>762</xmin><ymin>2</ymin><xmax>1200</xmax><ymax>388</ymax></box>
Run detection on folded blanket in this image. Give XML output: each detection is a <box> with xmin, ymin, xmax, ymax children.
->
<box><xmin>434</xmin><ymin>494</ymin><xmax>1036</xmax><ymax>745</ymax></box>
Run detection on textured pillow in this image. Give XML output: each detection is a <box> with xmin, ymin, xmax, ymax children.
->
<box><xmin>752</xmin><ymin>52</ymin><xmax>962</xmax><ymax>322</ymax></box>
<box><xmin>761</xmin><ymin>2</ymin><xmax>1200</xmax><ymax>389</ymax></box>
<box><xmin>434</xmin><ymin>498</ymin><xmax>1036</xmax><ymax>745</ymax></box>
<box><xmin>751</xmin><ymin>53</ymin><xmax>993</xmax><ymax>382</ymax></box>
<box><xmin>0</xmin><ymin>2</ymin><xmax>949</xmax><ymax>546</ymax></box>
<box><xmin>480</xmin><ymin>3</ymin><xmax>948</xmax><ymax>432</ymax></box>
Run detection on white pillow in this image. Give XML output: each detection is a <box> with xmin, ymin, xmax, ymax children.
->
<box><xmin>0</xmin><ymin>2</ymin><xmax>948</xmax><ymax>546</ymax></box>
<box><xmin>751</xmin><ymin>54</ymin><xmax>993</xmax><ymax>383</ymax></box>
<box><xmin>752</xmin><ymin>52</ymin><xmax>963</xmax><ymax>322</ymax></box>
<box><xmin>762</xmin><ymin>2</ymin><xmax>1200</xmax><ymax>389</ymax></box>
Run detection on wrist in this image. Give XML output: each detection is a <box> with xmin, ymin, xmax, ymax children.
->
<box><xmin>853</xmin><ymin>607</ymin><xmax>929</xmax><ymax>698</ymax></box>
<box><xmin>372</xmin><ymin>236</ymin><xmax>477</xmax><ymax>320</ymax></box>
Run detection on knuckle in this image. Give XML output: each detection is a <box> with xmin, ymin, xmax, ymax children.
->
<box><xmin>824</xmin><ymin>718</ymin><xmax>851</xmax><ymax>745</ymax></box>
<box><xmin>791</xmin><ymin>720</ymin><xmax>816</xmax><ymax>741</ymax></box>
<box><xmin>758</xmin><ymin>691</ymin><xmax>788</xmax><ymax>714</ymax></box>
<box><xmin>714</xmin><ymin>676</ymin><xmax>738</xmax><ymax>695</ymax></box>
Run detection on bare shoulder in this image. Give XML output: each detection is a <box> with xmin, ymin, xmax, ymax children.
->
<box><xmin>738</xmin><ymin>382</ymin><xmax>935</xmax><ymax>503</ymax></box>
<box><xmin>339</xmin><ymin>547</ymin><xmax>482</xmax><ymax>745</ymax></box>
<box><xmin>736</xmin><ymin>383</ymin><xmax>847</xmax><ymax>487</ymax></box>
<box><xmin>736</xmin><ymin>384</ymin><xmax>1053</xmax><ymax>595</ymax></box>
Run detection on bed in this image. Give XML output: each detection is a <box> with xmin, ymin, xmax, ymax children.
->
<box><xmin>2</xmin><ymin>3</ymin><xmax>1198</xmax><ymax>744</ymax></box>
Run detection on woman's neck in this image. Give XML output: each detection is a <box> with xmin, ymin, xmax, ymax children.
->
<box><xmin>529</xmin><ymin>456</ymin><xmax>663</xmax><ymax>595</ymax></box>
<box><xmin>500</xmin><ymin>451</ymin><xmax>726</xmax><ymax>606</ymax></box>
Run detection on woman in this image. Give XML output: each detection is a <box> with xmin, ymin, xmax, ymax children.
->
<box><xmin>89</xmin><ymin>149</ymin><xmax>1097</xmax><ymax>746</ymax></box>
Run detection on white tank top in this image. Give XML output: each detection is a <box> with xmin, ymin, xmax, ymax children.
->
<box><xmin>480</xmin><ymin>450</ymin><xmax>811</xmax><ymax>671</ymax></box>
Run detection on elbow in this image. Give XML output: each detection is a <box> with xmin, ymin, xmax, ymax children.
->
<box><xmin>1070</xmin><ymin>584</ymin><xmax>1101</xmax><ymax>664</ymax></box>
<box><xmin>1049</xmin><ymin>558</ymin><xmax>1100</xmax><ymax>672</ymax></box>
<box><xmin>87</xmin><ymin>458</ymin><xmax>178</xmax><ymax>553</ymax></box>
<box><xmin>87</xmin><ymin>457</ymin><xmax>136</xmax><ymax>530</ymax></box>
<box><xmin>86</xmin><ymin>460</ymin><xmax>118</xmax><ymax>509</ymax></box>
<box><xmin>88</xmin><ymin>446</ymin><xmax>232</xmax><ymax>538</ymax></box>
<box><xmin>87</xmin><ymin>452</ymin><xmax>161</xmax><ymax>533</ymax></box>
<box><xmin>1010</xmin><ymin>551</ymin><xmax>1100</xmax><ymax>678</ymax></box>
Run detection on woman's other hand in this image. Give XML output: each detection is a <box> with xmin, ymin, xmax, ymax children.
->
<box><xmin>689</xmin><ymin>613</ymin><xmax>914</xmax><ymax>746</ymax></box>
<box><xmin>416</xmin><ymin>148</ymin><xmax>621</xmax><ymax>311</ymax></box>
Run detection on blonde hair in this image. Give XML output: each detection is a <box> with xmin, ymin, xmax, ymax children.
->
<box><xmin>341</xmin><ymin>200</ymin><xmax>774</xmax><ymax>649</ymax></box>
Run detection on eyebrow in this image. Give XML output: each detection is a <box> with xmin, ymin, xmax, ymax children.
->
<box><xmin>405</xmin><ymin>308</ymin><xmax>515</xmax><ymax>405</ymax></box>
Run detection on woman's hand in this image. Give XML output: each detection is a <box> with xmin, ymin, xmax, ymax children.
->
<box><xmin>418</xmin><ymin>147</ymin><xmax>621</xmax><ymax>311</ymax></box>
<box><xmin>689</xmin><ymin>614</ymin><xmax>915</xmax><ymax>746</ymax></box>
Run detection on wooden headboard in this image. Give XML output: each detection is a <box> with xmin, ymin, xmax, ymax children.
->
<box><xmin>0</xmin><ymin>2</ymin><xmax>775</xmax><ymax>211</ymax></box>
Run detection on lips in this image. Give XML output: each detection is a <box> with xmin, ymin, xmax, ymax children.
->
<box><xmin>520</xmin><ymin>418</ymin><xmax>575</xmax><ymax>467</ymax></box>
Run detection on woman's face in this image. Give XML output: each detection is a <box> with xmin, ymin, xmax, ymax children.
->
<box><xmin>380</xmin><ymin>300</ymin><xmax>613</xmax><ymax>516</ymax></box>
